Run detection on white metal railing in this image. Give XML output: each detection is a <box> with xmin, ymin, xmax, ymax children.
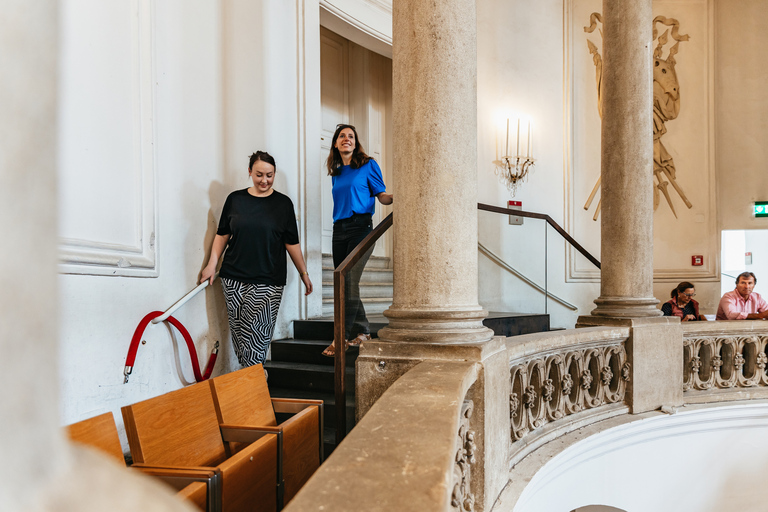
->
<box><xmin>151</xmin><ymin>273</ymin><xmax>219</xmax><ymax>324</ymax></box>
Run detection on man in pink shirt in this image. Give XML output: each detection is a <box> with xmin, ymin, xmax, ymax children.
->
<box><xmin>716</xmin><ymin>272</ymin><xmax>768</xmax><ymax>320</ymax></box>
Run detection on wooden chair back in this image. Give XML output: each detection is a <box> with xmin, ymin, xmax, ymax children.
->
<box><xmin>208</xmin><ymin>364</ymin><xmax>276</xmax><ymax>427</ymax></box>
<box><xmin>65</xmin><ymin>412</ymin><xmax>125</xmax><ymax>464</ymax></box>
<box><xmin>122</xmin><ymin>381</ymin><xmax>228</xmax><ymax>467</ymax></box>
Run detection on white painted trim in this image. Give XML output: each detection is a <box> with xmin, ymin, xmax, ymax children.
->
<box><xmin>58</xmin><ymin>0</ymin><xmax>158</xmax><ymax>278</ymax></box>
<box><xmin>319</xmin><ymin>1</ymin><xmax>392</xmax><ymax>58</ymax></box>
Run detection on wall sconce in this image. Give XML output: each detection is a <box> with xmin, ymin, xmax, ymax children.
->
<box><xmin>496</xmin><ymin>117</ymin><xmax>536</xmax><ymax>195</ymax></box>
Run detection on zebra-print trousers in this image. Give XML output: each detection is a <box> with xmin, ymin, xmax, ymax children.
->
<box><xmin>221</xmin><ymin>277</ymin><xmax>283</xmax><ymax>367</ymax></box>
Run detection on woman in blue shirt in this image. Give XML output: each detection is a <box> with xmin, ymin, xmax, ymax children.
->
<box><xmin>322</xmin><ymin>124</ymin><xmax>392</xmax><ymax>357</ymax></box>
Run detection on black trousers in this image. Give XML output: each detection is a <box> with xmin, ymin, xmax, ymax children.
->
<box><xmin>332</xmin><ymin>213</ymin><xmax>374</xmax><ymax>339</ymax></box>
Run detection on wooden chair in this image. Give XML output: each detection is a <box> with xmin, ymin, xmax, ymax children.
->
<box><xmin>121</xmin><ymin>382</ymin><xmax>279</xmax><ymax>512</ymax></box>
<box><xmin>208</xmin><ymin>364</ymin><xmax>323</xmax><ymax>504</ymax></box>
<box><xmin>66</xmin><ymin>412</ymin><xmax>210</xmax><ymax>511</ymax></box>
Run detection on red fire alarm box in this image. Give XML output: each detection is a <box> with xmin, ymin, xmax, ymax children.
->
<box><xmin>692</xmin><ymin>255</ymin><xmax>703</xmax><ymax>266</ymax></box>
<box><xmin>508</xmin><ymin>200</ymin><xmax>523</xmax><ymax>226</ymax></box>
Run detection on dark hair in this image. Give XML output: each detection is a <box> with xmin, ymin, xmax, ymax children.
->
<box><xmin>325</xmin><ymin>124</ymin><xmax>371</xmax><ymax>176</ymax></box>
<box><xmin>736</xmin><ymin>272</ymin><xmax>757</xmax><ymax>285</ymax></box>
<box><xmin>671</xmin><ymin>281</ymin><xmax>695</xmax><ymax>298</ymax></box>
<box><xmin>249</xmin><ymin>150</ymin><xmax>276</xmax><ymax>171</ymax></box>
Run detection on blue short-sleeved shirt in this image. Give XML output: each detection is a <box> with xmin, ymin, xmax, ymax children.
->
<box><xmin>331</xmin><ymin>159</ymin><xmax>386</xmax><ymax>222</ymax></box>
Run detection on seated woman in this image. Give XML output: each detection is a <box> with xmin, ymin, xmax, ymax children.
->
<box><xmin>661</xmin><ymin>281</ymin><xmax>707</xmax><ymax>321</ymax></box>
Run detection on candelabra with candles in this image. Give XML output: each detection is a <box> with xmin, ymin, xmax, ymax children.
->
<box><xmin>497</xmin><ymin>118</ymin><xmax>536</xmax><ymax>195</ymax></box>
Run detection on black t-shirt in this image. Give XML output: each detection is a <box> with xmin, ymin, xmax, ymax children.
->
<box><xmin>216</xmin><ymin>189</ymin><xmax>299</xmax><ymax>285</ymax></box>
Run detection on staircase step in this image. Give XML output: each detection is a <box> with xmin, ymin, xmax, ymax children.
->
<box><xmin>270</xmin><ymin>338</ymin><xmax>359</xmax><ymax>366</ymax></box>
<box><xmin>294</xmin><ymin>315</ymin><xmax>389</xmax><ymax>341</ymax></box>
<box><xmin>322</xmin><ymin>282</ymin><xmax>393</xmax><ymax>299</ymax></box>
<box><xmin>322</xmin><ymin>254</ymin><xmax>390</xmax><ymax>270</ymax></box>
<box><xmin>322</xmin><ymin>267</ymin><xmax>393</xmax><ymax>284</ymax></box>
<box><xmin>482</xmin><ymin>312</ymin><xmax>550</xmax><ymax>337</ymax></box>
<box><xmin>295</xmin><ymin>312</ymin><xmax>548</xmax><ymax>340</ymax></box>
<box><xmin>263</xmin><ymin>361</ymin><xmax>355</xmax><ymax>393</ymax></box>
<box><xmin>269</xmin><ymin>387</ymin><xmax>355</xmax><ymax>429</ymax></box>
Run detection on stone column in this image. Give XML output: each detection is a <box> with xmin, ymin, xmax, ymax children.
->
<box><xmin>377</xmin><ymin>0</ymin><xmax>493</xmax><ymax>344</ymax></box>
<box><xmin>590</xmin><ymin>0</ymin><xmax>660</xmax><ymax>318</ymax></box>
<box><xmin>578</xmin><ymin>0</ymin><xmax>682</xmax><ymax>415</ymax></box>
<box><xmin>359</xmin><ymin>2</ymin><xmax>505</xmax><ymax>510</ymax></box>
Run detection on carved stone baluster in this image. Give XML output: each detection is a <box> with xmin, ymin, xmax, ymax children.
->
<box><xmin>759</xmin><ymin>336</ymin><xmax>768</xmax><ymax>387</ymax></box>
<box><xmin>682</xmin><ymin>338</ymin><xmax>693</xmax><ymax>391</ymax></box>
<box><xmin>451</xmin><ymin>400</ymin><xmax>475</xmax><ymax>512</ymax></box>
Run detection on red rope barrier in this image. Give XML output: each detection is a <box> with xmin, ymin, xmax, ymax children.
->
<box><xmin>124</xmin><ymin>311</ymin><xmax>218</xmax><ymax>383</ymax></box>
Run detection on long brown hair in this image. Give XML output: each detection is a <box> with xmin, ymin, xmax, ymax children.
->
<box><xmin>670</xmin><ymin>281</ymin><xmax>695</xmax><ymax>299</ymax></box>
<box><xmin>326</xmin><ymin>124</ymin><xmax>371</xmax><ymax>176</ymax></box>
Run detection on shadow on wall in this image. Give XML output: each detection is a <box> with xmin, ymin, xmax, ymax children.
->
<box><xmin>572</xmin><ymin>506</ymin><xmax>627</xmax><ymax>512</ymax></box>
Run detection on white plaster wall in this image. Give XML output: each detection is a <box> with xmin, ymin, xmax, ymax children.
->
<box><xmin>57</xmin><ymin>0</ymin><xmax>323</xmax><ymax>437</ymax></box>
<box><xmin>477</xmin><ymin>0</ymin><xmax>601</xmax><ymax>328</ymax></box>
<box><xmin>512</xmin><ymin>403</ymin><xmax>768</xmax><ymax>512</ymax></box>
<box><xmin>716</xmin><ymin>0</ymin><xmax>768</xmax><ymax>232</ymax></box>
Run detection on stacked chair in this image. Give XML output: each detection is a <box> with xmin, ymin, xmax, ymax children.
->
<box><xmin>66</xmin><ymin>365</ymin><xmax>323</xmax><ymax>511</ymax></box>
<box><xmin>65</xmin><ymin>411</ymin><xmax>210</xmax><ymax>510</ymax></box>
<box><xmin>121</xmin><ymin>381</ymin><xmax>278</xmax><ymax>512</ymax></box>
<box><xmin>208</xmin><ymin>364</ymin><xmax>323</xmax><ymax>504</ymax></box>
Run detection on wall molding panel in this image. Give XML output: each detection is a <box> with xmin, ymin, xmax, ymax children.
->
<box><xmin>563</xmin><ymin>0</ymin><xmax>718</xmax><ymax>284</ymax></box>
<box><xmin>58</xmin><ymin>0</ymin><xmax>157</xmax><ymax>277</ymax></box>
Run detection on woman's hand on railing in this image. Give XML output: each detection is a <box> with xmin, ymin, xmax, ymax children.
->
<box><xmin>376</xmin><ymin>192</ymin><xmax>393</xmax><ymax>205</ymax></box>
<box><xmin>200</xmin><ymin>263</ymin><xmax>217</xmax><ymax>286</ymax></box>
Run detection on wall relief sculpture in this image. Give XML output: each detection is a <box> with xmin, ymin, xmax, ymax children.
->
<box><xmin>583</xmin><ymin>13</ymin><xmax>690</xmax><ymax>219</ymax></box>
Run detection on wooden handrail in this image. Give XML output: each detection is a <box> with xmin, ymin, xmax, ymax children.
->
<box><xmin>332</xmin><ymin>212</ymin><xmax>393</xmax><ymax>445</ymax></box>
<box><xmin>477</xmin><ymin>203</ymin><xmax>601</xmax><ymax>269</ymax></box>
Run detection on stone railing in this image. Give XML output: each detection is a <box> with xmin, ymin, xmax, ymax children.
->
<box><xmin>284</xmin><ymin>360</ymin><xmax>479</xmax><ymax>512</ymax></box>
<box><xmin>683</xmin><ymin>321</ymin><xmax>768</xmax><ymax>403</ymax></box>
<box><xmin>505</xmin><ymin>326</ymin><xmax>631</xmax><ymax>465</ymax></box>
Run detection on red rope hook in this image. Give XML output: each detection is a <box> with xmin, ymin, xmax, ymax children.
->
<box><xmin>124</xmin><ymin>311</ymin><xmax>218</xmax><ymax>384</ymax></box>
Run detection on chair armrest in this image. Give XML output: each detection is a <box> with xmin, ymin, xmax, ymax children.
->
<box><xmin>220</xmin><ymin>424</ymin><xmax>281</xmax><ymax>444</ymax></box>
<box><xmin>271</xmin><ymin>398</ymin><xmax>323</xmax><ymax>415</ymax></box>
<box><xmin>131</xmin><ymin>464</ymin><xmax>222</xmax><ymax>512</ymax></box>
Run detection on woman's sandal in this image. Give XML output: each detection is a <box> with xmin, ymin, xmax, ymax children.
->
<box><xmin>348</xmin><ymin>333</ymin><xmax>371</xmax><ymax>347</ymax></box>
<box><xmin>322</xmin><ymin>339</ymin><xmax>348</xmax><ymax>357</ymax></box>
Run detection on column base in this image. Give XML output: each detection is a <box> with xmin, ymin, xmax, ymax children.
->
<box><xmin>589</xmin><ymin>296</ymin><xmax>661</xmax><ymax>318</ymax></box>
<box><xmin>377</xmin><ymin>305</ymin><xmax>494</xmax><ymax>344</ymax></box>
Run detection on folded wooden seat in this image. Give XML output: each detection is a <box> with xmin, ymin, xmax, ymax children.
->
<box><xmin>208</xmin><ymin>364</ymin><xmax>323</xmax><ymax>504</ymax></box>
<box><xmin>121</xmin><ymin>382</ymin><xmax>279</xmax><ymax>512</ymax></box>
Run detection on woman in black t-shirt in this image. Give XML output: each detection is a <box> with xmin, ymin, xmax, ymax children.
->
<box><xmin>201</xmin><ymin>151</ymin><xmax>312</xmax><ymax>367</ymax></box>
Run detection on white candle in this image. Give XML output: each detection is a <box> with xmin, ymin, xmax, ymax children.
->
<box><xmin>516</xmin><ymin>118</ymin><xmax>521</xmax><ymax>157</ymax></box>
<box><xmin>505</xmin><ymin>118</ymin><xmax>509</xmax><ymax>157</ymax></box>
<box><xmin>527</xmin><ymin>120</ymin><xmax>531</xmax><ymax>158</ymax></box>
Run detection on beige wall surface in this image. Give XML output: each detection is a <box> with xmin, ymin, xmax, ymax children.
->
<box><xmin>716</xmin><ymin>0</ymin><xmax>768</xmax><ymax>231</ymax></box>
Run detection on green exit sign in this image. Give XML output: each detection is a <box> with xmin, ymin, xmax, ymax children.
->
<box><xmin>755</xmin><ymin>202</ymin><xmax>768</xmax><ymax>217</ymax></box>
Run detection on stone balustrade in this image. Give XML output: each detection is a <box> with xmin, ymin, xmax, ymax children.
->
<box><xmin>284</xmin><ymin>360</ymin><xmax>480</xmax><ymax>512</ymax></box>
<box><xmin>284</xmin><ymin>322</ymin><xmax>768</xmax><ymax>511</ymax></box>
<box><xmin>683</xmin><ymin>321</ymin><xmax>768</xmax><ymax>403</ymax></box>
<box><xmin>505</xmin><ymin>326</ymin><xmax>631</xmax><ymax>466</ymax></box>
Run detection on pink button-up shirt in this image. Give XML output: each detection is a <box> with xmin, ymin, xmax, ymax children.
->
<box><xmin>716</xmin><ymin>289</ymin><xmax>768</xmax><ymax>320</ymax></box>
